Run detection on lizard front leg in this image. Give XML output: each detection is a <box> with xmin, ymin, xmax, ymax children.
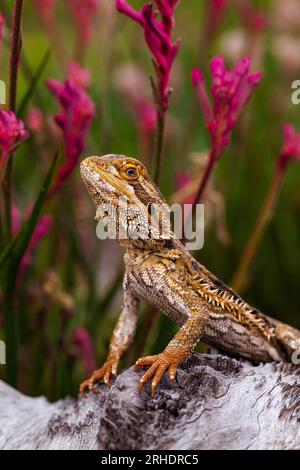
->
<box><xmin>135</xmin><ymin>309</ymin><xmax>208</xmax><ymax>396</ymax></box>
<box><xmin>80</xmin><ymin>278</ymin><xmax>140</xmax><ymax>396</ymax></box>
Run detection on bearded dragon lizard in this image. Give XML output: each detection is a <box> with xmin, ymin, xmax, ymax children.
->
<box><xmin>79</xmin><ymin>154</ymin><xmax>300</xmax><ymax>397</ymax></box>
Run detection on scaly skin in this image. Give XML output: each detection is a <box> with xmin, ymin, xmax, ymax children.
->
<box><xmin>79</xmin><ymin>154</ymin><xmax>300</xmax><ymax>397</ymax></box>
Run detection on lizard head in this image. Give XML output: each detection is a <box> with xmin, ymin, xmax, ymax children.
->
<box><xmin>80</xmin><ymin>154</ymin><xmax>172</xmax><ymax>246</ymax></box>
<box><xmin>80</xmin><ymin>154</ymin><xmax>166</xmax><ymax>206</ymax></box>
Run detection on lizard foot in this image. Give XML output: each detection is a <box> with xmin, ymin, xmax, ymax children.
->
<box><xmin>79</xmin><ymin>357</ymin><xmax>119</xmax><ymax>397</ymax></box>
<box><xmin>135</xmin><ymin>349</ymin><xmax>184</xmax><ymax>396</ymax></box>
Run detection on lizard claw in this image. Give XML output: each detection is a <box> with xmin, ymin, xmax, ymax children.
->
<box><xmin>79</xmin><ymin>357</ymin><xmax>119</xmax><ymax>397</ymax></box>
<box><xmin>135</xmin><ymin>350</ymin><xmax>182</xmax><ymax>396</ymax></box>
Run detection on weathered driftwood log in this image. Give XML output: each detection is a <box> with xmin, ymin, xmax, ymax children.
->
<box><xmin>0</xmin><ymin>353</ymin><xmax>299</xmax><ymax>450</ymax></box>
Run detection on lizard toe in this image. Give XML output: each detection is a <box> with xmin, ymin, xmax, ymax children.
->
<box><xmin>136</xmin><ymin>352</ymin><xmax>179</xmax><ymax>395</ymax></box>
<box><xmin>168</xmin><ymin>363</ymin><xmax>178</xmax><ymax>384</ymax></box>
<box><xmin>135</xmin><ymin>355</ymin><xmax>160</xmax><ymax>370</ymax></box>
<box><xmin>151</xmin><ymin>364</ymin><xmax>168</xmax><ymax>396</ymax></box>
<box><xmin>138</xmin><ymin>362</ymin><xmax>160</xmax><ymax>392</ymax></box>
<box><xmin>79</xmin><ymin>361</ymin><xmax>117</xmax><ymax>396</ymax></box>
<box><xmin>79</xmin><ymin>380</ymin><xmax>89</xmax><ymax>398</ymax></box>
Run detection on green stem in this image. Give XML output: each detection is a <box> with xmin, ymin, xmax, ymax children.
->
<box><xmin>9</xmin><ymin>0</ymin><xmax>23</xmax><ymax>112</ymax></box>
<box><xmin>3</xmin><ymin>0</ymin><xmax>24</xmax><ymax>242</ymax></box>
<box><xmin>3</xmin><ymin>167</ymin><xmax>13</xmax><ymax>243</ymax></box>
<box><xmin>0</xmin><ymin>206</ymin><xmax>4</xmax><ymax>253</ymax></box>
<box><xmin>231</xmin><ymin>167</ymin><xmax>285</xmax><ymax>293</ymax></box>
<box><xmin>192</xmin><ymin>149</ymin><xmax>215</xmax><ymax>208</ymax></box>
<box><xmin>1</xmin><ymin>0</ymin><xmax>24</xmax><ymax>388</ymax></box>
<box><xmin>153</xmin><ymin>109</ymin><xmax>166</xmax><ymax>186</ymax></box>
<box><xmin>183</xmin><ymin>149</ymin><xmax>216</xmax><ymax>244</ymax></box>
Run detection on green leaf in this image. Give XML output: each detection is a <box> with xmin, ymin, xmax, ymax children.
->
<box><xmin>9</xmin><ymin>153</ymin><xmax>57</xmax><ymax>273</ymax></box>
<box><xmin>18</xmin><ymin>49</ymin><xmax>51</xmax><ymax>117</ymax></box>
<box><xmin>0</xmin><ymin>230</ymin><xmax>22</xmax><ymax>270</ymax></box>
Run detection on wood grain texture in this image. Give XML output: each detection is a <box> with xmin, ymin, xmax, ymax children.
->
<box><xmin>1</xmin><ymin>353</ymin><xmax>300</xmax><ymax>450</ymax></box>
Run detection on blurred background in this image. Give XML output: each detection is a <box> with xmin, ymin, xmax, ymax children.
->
<box><xmin>0</xmin><ymin>0</ymin><xmax>300</xmax><ymax>401</ymax></box>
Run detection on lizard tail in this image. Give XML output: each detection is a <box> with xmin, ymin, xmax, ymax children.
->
<box><xmin>275</xmin><ymin>323</ymin><xmax>300</xmax><ymax>362</ymax></box>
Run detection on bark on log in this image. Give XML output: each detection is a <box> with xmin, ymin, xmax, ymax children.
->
<box><xmin>0</xmin><ymin>353</ymin><xmax>300</xmax><ymax>450</ymax></box>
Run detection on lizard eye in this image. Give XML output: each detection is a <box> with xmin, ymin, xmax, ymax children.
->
<box><xmin>124</xmin><ymin>167</ymin><xmax>138</xmax><ymax>179</ymax></box>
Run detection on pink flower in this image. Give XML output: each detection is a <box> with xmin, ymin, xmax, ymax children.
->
<box><xmin>116</xmin><ymin>0</ymin><xmax>180</xmax><ymax>111</ymax></box>
<box><xmin>209</xmin><ymin>0</ymin><xmax>229</xmax><ymax>32</ymax></box>
<box><xmin>12</xmin><ymin>205</ymin><xmax>53</xmax><ymax>277</ymax></box>
<box><xmin>27</xmin><ymin>214</ymin><xmax>53</xmax><ymax>252</ymax></box>
<box><xmin>20</xmin><ymin>214</ymin><xmax>53</xmax><ymax>276</ymax></box>
<box><xmin>27</xmin><ymin>107</ymin><xmax>44</xmax><ymax>133</ymax></box>
<box><xmin>192</xmin><ymin>56</ymin><xmax>262</xmax><ymax>159</ymax></box>
<box><xmin>176</xmin><ymin>172</ymin><xmax>194</xmax><ymax>205</ymax></box>
<box><xmin>68</xmin><ymin>61</ymin><xmax>91</xmax><ymax>89</ymax></box>
<box><xmin>73</xmin><ymin>326</ymin><xmax>96</xmax><ymax>375</ymax></box>
<box><xmin>0</xmin><ymin>13</ymin><xmax>5</xmax><ymax>41</ymax></box>
<box><xmin>277</xmin><ymin>124</ymin><xmax>300</xmax><ymax>171</ymax></box>
<box><xmin>237</xmin><ymin>1</ymin><xmax>267</xmax><ymax>32</ymax></box>
<box><xmin>67</xmin><ymin>0</ymin><xmax>99</xmax><ymax>46</ymax></box>
<box><xmin>114</xmin><ymin>63</ymin><xmax>157</xmax><ymax>135</ymax></box>
<box><xmin>137</xmin><ymin>101</ymin><xmax>157</xmax><ymax>135</ymax></box>
<box><xmin>0</xmin><ymin>111</ymin><xmax>29</xmax><ymax>176</ymax></box>
<box><xmin>46</xmin><ymin>78</ymin><xmax>95</xmax><ymax>195</ymax></box>
<box><xmin>12</xmin><ymin>204</ymin><xmax>21</xmax><ymax>234</ymax></box>
<box><xmin>0</xmin><ymin>110</ymin><xmax>29</xmax><ymax>154</ymax></box>
<box><xmin>34</xmin><ymin>0</ymin><xmax>57</xmax><ymax>21</ymax></box>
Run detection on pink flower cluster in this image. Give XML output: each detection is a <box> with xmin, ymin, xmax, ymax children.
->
<box><xmin>68</xmin><ymin>61</ymin><xmax>91</xmax><ymax>89</ymax></box>
<box><xmin>114</xmin><ymin>63</ymin><xmax>157</xmax><ymax>136</ymax></box>
<box><xmin>209</xmin><ymin>0</ymin><xmax>229</xmax><ymax>32</ymax></box>
<box><xmin>34</xmin><ymin>0</ymin><xmax>57</xmax><ymax>21</ymax></box>
<box><xmin>12</xmin><ymin>207</ymin><xmax>53</xmax><ymax>277</ymax></box>
<box><xmin>0</xmin><ymin>110</ymin><xmax>29</xmax><ymax>176</ymax></box>
<box><xmin>0</xmin><ymin>110</ymin><xmax>53</xmax><ymax>277</ymax></box>
<box><xmin>116</xmin><ymin>0</ymin><xmax>180</xmax><ymax>111</ymax></box>
<box><xmin>192</xmin><ymin>56</ymin><xmax>262</xmax><ymax>159</ymax></box>
<box><xmin>46</xmin><ymin>77</ymin><xmax>95</xmax><ymax>195</ymax></box>
<box><xmin>27</xmin><ymin>107</ymin><xmax>44</xmax><ymax>133</ymax></box>
<box><xmin>73</xmin><ymin>326</ymin><xmax>96</xmax><ymax>375</ymax></box>
<box><xmin>0</xmin><ymin>12</ymin><xmax>5</xmax><ymax>41</ymax></box>
<box><xmin>0</xmin><ymin>110</ymin><xmax>29</xmax><ymax>155</ymax></box>
<box><xmin>277</xmin><ymin>124</ymin><xmax>300</xmax><ymax>171</ymax></box>
<box><xmin>176</xmin><ymin>172</ymin><xmax>194</xmax><ymax>205</ymax></box>
<box><xmin>67</xmin><ymin>0</ymin><xmax>99</xmax><ymax>46</ymax></box>
<box><xmin>136</xmin><ymin>101</ymin><xmax>157</xmax><ymax>136</ymax></box>
<box><xmin>237</xmin><ymin>1</ymin><xmax>267</xmax><ymax>32</ymax></box>
<box><xmin>0</xmin><ymin>110</ymin><xmax>50</xmax><ymax>275</ymax></box>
